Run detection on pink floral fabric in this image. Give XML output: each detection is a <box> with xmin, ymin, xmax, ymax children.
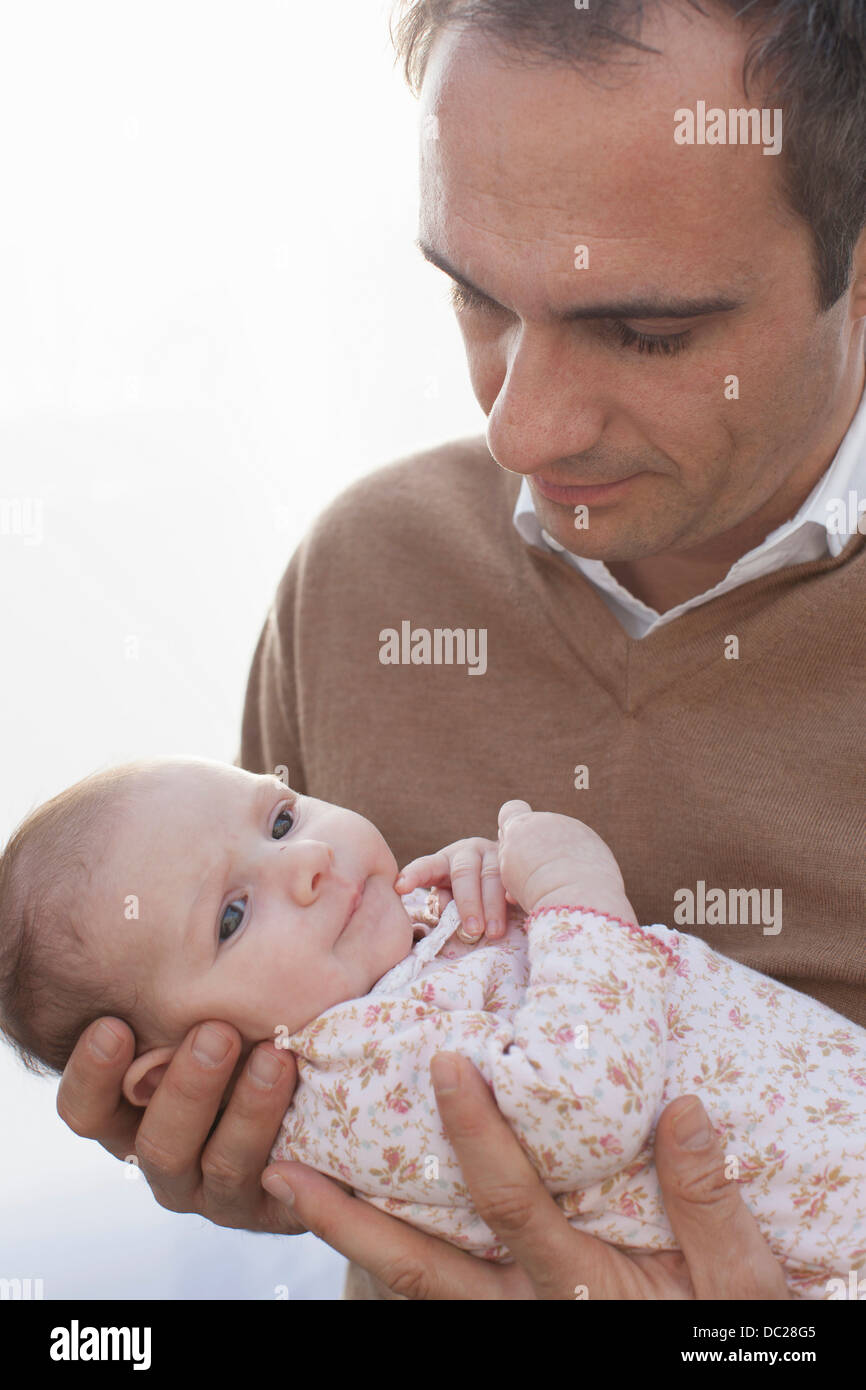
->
<box><xmin>270</xmin><ymin>894</ymin><xmax>866</xmax><ymax>1297</ymax></box>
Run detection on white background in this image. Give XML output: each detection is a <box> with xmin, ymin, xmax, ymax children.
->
<box><xmin>0</xmin><ymin>0</ymin><xmax>482</xmax><ymax>1300</ymax></box>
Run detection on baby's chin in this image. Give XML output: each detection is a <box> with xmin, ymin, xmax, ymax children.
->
<box><xmin>358</xmin><ymin>899</ymin><xmax>416</xmax><ymax>988</ymax></box>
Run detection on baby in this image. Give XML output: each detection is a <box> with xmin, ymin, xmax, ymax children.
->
<box><xmin>1</xmin><ymin>754</ymin><xmax>864</xmax><ymax>1298</ymax></box>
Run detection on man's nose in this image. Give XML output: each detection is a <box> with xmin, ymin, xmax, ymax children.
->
<box><xmin>484</xmin><ymin>324</ymin><xmax>605</xmax><ymax>476</ymax></box>
<box><xmin>277</xmin><ymin>839</ymin><xmax>335</xmax><ymax>906</ymax></box>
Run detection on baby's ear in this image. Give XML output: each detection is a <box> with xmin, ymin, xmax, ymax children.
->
<box><xmin>121</xmin><ymin>1045</ymin><xmax>178</xmax><ymax>1108</ymax></box>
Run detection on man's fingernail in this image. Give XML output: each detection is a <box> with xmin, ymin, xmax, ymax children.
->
<box><xmin>91</xmin><ymin>1021</ymin><xmax>123</xmax><ymax>1061</ymax></box>
<box><xmin>431</xmin><ymin>1053</ymin><xmax>460</xmax><ymax>1093</ymax></box>
<box><xmin>673</xmin><ymin>1099</ymin><xmax>712</xmax><ymax>1150</ymax></box>
<box><xmin>463</xmin><ymin>916</ymin><xmax>482</xmax><ymax>940</ymax></box>
<box><xmin>262</xmin><ymin>1172</ymin><xmax>295</xmax><ymax>1207</ymax></box>
<box><xmin>486</xmin><ymin>919</ymin><xmax>502</xmax><ymax>939</ymax></box>
<box><xmin>249</xmin><ymin>1050</ymin><xmax>283</xmax><ymax>1087</ymax></box>
<box><xmin>192</xmin><ymin>1024</ymin><xmax>232</xmax><ymax>1066</ymax></box>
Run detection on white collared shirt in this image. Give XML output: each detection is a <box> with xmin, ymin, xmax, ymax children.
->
<box><xmin>513</xmin><ymin>384</ymin><xmax>866</xmax><ymax>638</ymax></box>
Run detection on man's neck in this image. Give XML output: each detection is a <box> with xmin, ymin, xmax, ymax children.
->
<box><xmin>607</xmin><ymin>544</ymin><xmax>762</xmax><ymax>615</ymax></box>
<box><xmin>606</xmin><ymin>500</ymin><xmax>793</xmax><ymax>612</ymax></box>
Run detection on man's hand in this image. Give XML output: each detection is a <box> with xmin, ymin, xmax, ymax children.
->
<box><xmin>261</xmin><ymin>1053</ymin><xmax>792</xmax><ymax>1300</ymax></box>
<box><xmin>57</xmin><ymin>1017</ymin><xmax>303</xmax><ymax>1234</ymax></box>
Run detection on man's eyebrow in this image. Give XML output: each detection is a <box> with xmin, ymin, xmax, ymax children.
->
<box><xmin>416</xmin><ymin>239</ymin><xmax>745</xmax><ymax>321</ymax></box>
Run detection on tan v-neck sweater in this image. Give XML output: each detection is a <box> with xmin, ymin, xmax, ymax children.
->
<box><xmin>240</xmin><ymin>437</ymin><xmax>866</xmax><ymax>1027</ymax></box>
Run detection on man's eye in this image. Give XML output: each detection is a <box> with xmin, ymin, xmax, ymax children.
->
<box><xmin>611</xmin><ymin>321</ymin><xmax>692</xmax><ymax>356</ymax></box>
<box><xmin>449</xmin><ymin>282</ymin><xmax>500</xmax><ymax>316</ymax></box>
<box><xmin>219</xmin><ymin>898</ymin><xmax>246</xmax><ymax>943</ymax></box>
<box><xmin>272</xmin><ymin>806</ymin><xmax>295</xmax><ymax>839</ymax></box>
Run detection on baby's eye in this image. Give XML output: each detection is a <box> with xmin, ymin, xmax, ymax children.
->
<box><xmin>219</xmin><ymin>898</ymin><xmax>246</xmax><ymax>943</ymax></box>
<box><xmin>272</xmin><ymin>806</ymin><xmax>295</xmax><ymax>840</ymax></box>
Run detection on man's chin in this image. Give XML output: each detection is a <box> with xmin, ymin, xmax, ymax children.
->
<box><xmin>531</xmin><ymin>480</ymin><xmax>686</xmax><ymax>563</ymax></box>
<box><xmin>541</xmin><ymin>526</ymin><xmax>671</xmax><ymax>565</ymax></box>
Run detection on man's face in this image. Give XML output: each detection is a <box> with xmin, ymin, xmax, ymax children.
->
<box><xmin>96</xmin><ymin>759</ymin><xmax>413</xmax><ymax>1050</ymax></box>
<box><xmin>418</xmin><ymin>6</ymin><xmax>861</xmax><ymax>563</ymax></box>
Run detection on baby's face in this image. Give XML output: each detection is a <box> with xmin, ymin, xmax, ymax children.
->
<box><xmin>96</xmin><ymin>758</ymin><xmax>414</xmax><ymax>1049</ymax></box>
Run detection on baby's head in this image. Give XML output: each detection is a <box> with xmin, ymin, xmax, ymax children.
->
<box><xmin>0</xmin><ymin>756</ymin><xmax>415</xmax><ymax>1106</ymax></box>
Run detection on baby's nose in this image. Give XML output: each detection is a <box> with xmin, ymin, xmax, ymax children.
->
<box><xmin>281</xmin><ymin>839</ymin><xmax>335</xmax><ymax>903</ymax></box>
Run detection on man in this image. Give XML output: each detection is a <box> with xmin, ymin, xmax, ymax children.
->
<box><xmin>58</xmin><ymin>0</ymin><xmax>865</xmax><ymax>1300</ymax></box>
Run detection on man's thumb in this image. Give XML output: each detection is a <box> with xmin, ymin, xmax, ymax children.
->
<box><xmin>654</xmin><ymin>1096</ymin><xmax>790</xmax><ymax>1299</ymax></box>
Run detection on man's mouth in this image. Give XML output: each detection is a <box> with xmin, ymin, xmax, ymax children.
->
<box><xmin>532</xmin><ymin>473</ymin><xmax>642</xmax><ymax>506</ymax></box>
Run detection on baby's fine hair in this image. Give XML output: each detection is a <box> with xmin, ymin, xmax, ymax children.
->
<box><xmin>0</xmin><ymin>761</ymin><xmax>154</xmax><ymax>1077</ymax></box>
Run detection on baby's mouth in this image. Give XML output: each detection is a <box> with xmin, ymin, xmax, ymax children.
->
<box><xmin>339</xmin><ymin>878</ymin><xmax>366</xmax><ymax>936</ymax></box>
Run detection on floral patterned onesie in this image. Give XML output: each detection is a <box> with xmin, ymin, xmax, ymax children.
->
<box><xmin>270</xmin><ymin>890</ymin><xmax>866</xmax><ymax>1298</ymax></box>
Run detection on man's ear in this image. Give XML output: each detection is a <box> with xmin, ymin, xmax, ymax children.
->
<box><xmin>121</xmin><ymin>1045</ymin><xmax>178</xmax><ymax>1108</ymax></box>
<box><xmin>848</xmin><ymin>225</ymin><xmax>866</xmax><ymax>321</ymax></box>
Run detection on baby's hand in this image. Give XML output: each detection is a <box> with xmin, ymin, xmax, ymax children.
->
<box><xmin>394</xmin><ymin>836</ymin><xmax>507</xmax><ymax>941</ymax></box>
<box><xmin>497</xmin><ymin>800</ymin><xmax>637</xmax><ymax>923</ymax></box>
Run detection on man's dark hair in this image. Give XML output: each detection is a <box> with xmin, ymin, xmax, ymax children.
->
<box><xmin>390</xmin><ymin>0</ymin><xmax>866</xmax><ymax>311</ymax></box>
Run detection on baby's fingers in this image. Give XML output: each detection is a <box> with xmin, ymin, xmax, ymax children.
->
<box><xmin>480</xmin><ymin>856</ymin><xmax>508</xmax><ymax>940</ymax></box>
<box><xmin>497</xmin><ymin>800</ymin><xmax>533</xmax><ymax>835</ymax></box>
<box><xmin>451</xmin><ymin>844</ymin><xmax>505</xmax><ymax>943</ymax></box>
<box><xmin>394</xmin><ymin>851</ymin><xmax>452</xmax><ymax>895</ymax></box>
